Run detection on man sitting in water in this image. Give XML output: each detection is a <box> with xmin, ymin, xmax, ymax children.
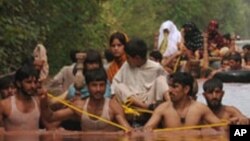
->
<box><xmin>203</xmin><ymin>78</ymin><xmax>249</xmax><ymax>125</ymax></box>
<box><xmin>144</xmin><ymin>72</ymin><xmax>223</xmax><ymax>131</ymax></box>
<box><xmin>0</xmin><ymin>65</ymin><xmax>45</xmax><ymax>131</ymax></box>
<box><xmin>41</xmin><ymin>68</ymin><xmax>132</xmax><ymax>132</ymax></box>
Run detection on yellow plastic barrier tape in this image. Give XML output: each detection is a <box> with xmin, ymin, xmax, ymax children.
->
<box><xmin>47</xmin><ymin>93</ymin><xmax>128</xmax><ymax>132</ymax></box>
<box><xmin>154</xmin><ymin>121</ymin><xmax>229</xmax><ymax>132</ymax></box>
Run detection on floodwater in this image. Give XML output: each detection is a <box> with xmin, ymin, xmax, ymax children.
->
<box><xmin>0</xmin><ymin>130</ymin><xmax>229</xmax><ymax>141</ymax></box>
<box><xmin>1</xmin><ymin>81</ymin><xmax>249</xmax><ymax>141</ymax></box>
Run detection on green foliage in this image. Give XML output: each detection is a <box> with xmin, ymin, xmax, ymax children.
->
<box><xmin>0</xmin><ymin>0</ymin><xmax>250</xmax><ymax>75</ymax></box>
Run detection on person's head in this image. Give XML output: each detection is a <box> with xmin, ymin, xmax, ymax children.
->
<box><xmin>104</xmin><ymin>49</ymin><xmax>114</xmax><ymax>63</ymax></box>
<box><xmin>109</xmin><ymin>32</ymin><xmax>127</xmax><ymax>59</ymax></box>
<box><xmin>182</xmin><ymin>22</ymin><xmax>203</xmax><ymax>52</ymax></box>
<box><xmin>125</xmin><ymin>38</ymin><xmax>148</xmax><ymax>67</ymax></box>
<box><xmin>85</xmin><ymin>68</ymin><xmax>107</xmax><ymax>100</ymax></box>
<box><xmin>15</xmin><ymin>65</ymin><xmax>39</xmax><ymax>97</ymax></box>
<box><xmin>220</xmin><ymin>55</ymin><xmax>230</xmax><ymax>69</ymax></box>
<box><xmin>149</xmin><ymin>50</ymin><xmax>163</xmax><ymax>63</ymax></box>
<box><xmin>84</xmin><ymin>49</ymin><xmax>103</xmax><ymax>72</ymax></box>
<box><xmin>244</xmin><ymin>52</ymin><xmax>250</xmax><ymax>66</ymax></box>
<box><xmin>0</xmin><ymin>74</ymin><xmax>16</xmax><ymax>99</ymax></box>
<box><xmin>242</xmin><ymin>44</ymin><xmax>250</xmax><ymax>54</ymax></box>
<box><xmin>228</xmin><ymin>52</ymin><xmax>242</xmax><ymax>70</ymax></box>
<box><xmin>208</xmin><ymin>20</ymin><xmax>219</xmax><ymax>33</ymax></box>
<box><xmin>167</xmin><ymin>72</ymin><xmax>194</xmax><ymax>103</ymax></box>
<box><xmin>203</xmin><ymin>78</ymin><xmax>224</xmax><ymax>111</ymax></box>
<box><xmin>70</xmin><ymin>49</ymin><xmax>80</xmax><ymax>63</ymax></box>
<box><xmin>223</xmin><ymin>33</ymin><xmax>232</xmax><ymax>45</ymax></box>
<box><xmin>22</xmin><ymin>56</ymin><xmax>43</xmax><ymax>72</ymax></box>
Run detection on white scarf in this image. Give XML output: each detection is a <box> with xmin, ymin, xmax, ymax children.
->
<box><xmin>157</xmin><ymin>20</ymin><xmax>181</xmax><ymax>57</ymax></box>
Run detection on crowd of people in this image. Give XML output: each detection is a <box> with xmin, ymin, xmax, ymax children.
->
<box><xmin>0</xmin><ymin>20</ymin><xmax>250</xmax><ymax>135</ymax></box>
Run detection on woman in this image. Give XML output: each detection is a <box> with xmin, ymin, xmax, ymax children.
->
<box><xmin>107</xmin><ymin>31</ymin><xmax>128</xmax><ymax>83</ymax></box>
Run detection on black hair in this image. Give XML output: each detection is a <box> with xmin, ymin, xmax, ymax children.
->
<box><xmin>84</xmin><ymin>49</ymin><xmax>103</xmax><ymax>66</ymax></box>
<box><xmin>203</xmin><ymin>78</ymin><xmax>223</xmax><ymax>92</ymax></box>
<box><xmin>109</xmin><ymin>31</ymin><xmax>127</xmax><ymax>46</ymax></box>
<box><xmin>104</xmin><ymin>49</ymin><xmax>114</xmax><ymax>63</ymax></box>
<box><xmin>168</xmin><ymin>72</ymin><xmax>194</xmax><ymax>96</ymax></box>
<box><xmin>21</xmin><ymin>56</ymin><xmax>35</xmax><ymax>66</ymax></box>
<box><xmin>125</xmin><ymin>38</ymin><xmax>148</xmax><ymax>59</ymax></box>
<box><xmin>244</xmin><ymin>52</ymin><xmax>250</xmax><ymax>62</ymax></box>
<box><xmin>15</xmin><ymin>65</ymin><xmax>39</xmax><ymax>82</ymax></box>
<box><xmin>85</xmin><ymin>68</ymin><xmax>107</xmax><ymax>85</ymax></box>
<box><xmin>242</xmin><ymin>44</ymin><xmax>250</xmax><ymax>50</ymax></box>
<box><xmin>70</xmin><ymin>49</ymin><xmax>80</xmax><ymax>63</ymax></box>
<box><xmin>223</xmin><ymin>33</ymin><xmax>231</xmax><ymax>40</ymax></box>
<box><xmin>228</xmin><ymin>52</ymin><xmax>242</xmax><ymax>63</ymax></box>
<box><xmin>149</xmin><ymin>50</ymin><xmax>163</xmax><ymax>62</ymax></box>
<box><xmin>0</xmin><ymin>74</ymin><xmax>14</xmax><ymax>89</ymax></box>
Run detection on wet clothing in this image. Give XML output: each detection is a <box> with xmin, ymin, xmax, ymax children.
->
<box><xmin>4</xmin><ymin>96</ymin><xmax>40</xmax><ymax>131</ymax></box>
<box><xmin>81</xmin><ymin>98</ymin><xmax>117</xmax><ymax>131</ymax></box>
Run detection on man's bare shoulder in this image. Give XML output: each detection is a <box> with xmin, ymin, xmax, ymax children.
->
<box><xmin>191</xmin><ymin>101</ymin><xmax>210</xmax><ymax>111</ymax></box>
<box><xmin>223</xmin><ymin>105</ymin><xmax>245</xmax><ymax>115</ymax></box>
<box><xmin>72</xmin><ymin>98</ymin><xmax>85</xmax><ymax>108</ymax></box>
<box><xmin>0</xmin><ymin>97</ymin><xmax>12</xmax><ymax>115</ymax></box>
<box><xmin>109</xmin><ymin>98</ymin><xmax>123</xmax><ymax>112</ymax></box>
<box><xmin>155</xmin><ymin>101</ymin><xmax>172</xmax><ymax>113</ymax></box>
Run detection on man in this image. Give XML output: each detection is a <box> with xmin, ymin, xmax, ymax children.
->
<box><xmin>111</xmin><ymin>38</ymin><xmax>169</xmax><ymax>109</ymax></box>
<box><xmin>144</xmin><ymin>72</ymin><xmax>222</xmax><ymax>131</ymax></box>
<box><xmin>49</xmin><ymin>49</ymin><xmax>80</xmax><ymax>92</ymax></box>
<box><xmin>41</xmin><ymin>68</ymin><xmax>132</xmax><ymax>132</ymax></box>
<box><xmin>203</xmin><ymin>78</ymin><xmax>249</xmax><ymax>125</ymax></box>
<box><xmin>206</xmin><ymin>20</ymin><xmax>225</xmax><ymax>49</ymax></box>
<box><xmin>0</xmin><ymin>74</ymin><xmax>16</xmax><ymax>99</ymax></box>
<box><xmin>149</xmin><ymin>50</ymin><xmax>163</xmax><ymax>64</ymax></box>
<box><xmin>0</xmin><ymin>65</ymin><xmax>43</xmax><ymax>131</ymax></box>
<box><xmin>67</xmin><ymin>49</ymin><xmax>111</xmax><ymax>100</ymax></box>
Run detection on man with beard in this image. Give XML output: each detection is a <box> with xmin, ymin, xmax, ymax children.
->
<box><xmin>144</xmin><ymin>72</ymin><xmax>223</xmax><ymax>131</ymax></box>
<box><xmin>0</xmin><ymin>65</ymin><xmax>43</xmax><ymax>131</ymax></box>
<box><xmin>203</xmin><ymin>78</ymin><xmax>249</xmax><ymax>125</ymax></box>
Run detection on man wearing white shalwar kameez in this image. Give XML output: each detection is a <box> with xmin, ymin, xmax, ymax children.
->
<box><xmin>111</xmin><ymin>38</ymin><xmax>169</xmax><ymax>109</ymax></box>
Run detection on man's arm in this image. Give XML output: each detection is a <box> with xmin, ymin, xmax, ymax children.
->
<box><xmin>202</xmin><ymin>105</ymin><xmax>224</xmax><ymax>131</ymax></box>
<box><xmin>110</xmin><ymin>98</ymin><xmax>133</xmax><ymax>132</ymax></box>
<box><xmin>144</xmin><ymin>103</ymin><xmax>164</xmax><ymax>131</ymax></box>
<box><xmin>0</xmin><ymin>101</ymin><xmax>4</xmax><ymax>127</ymax></box>
<box><xmin>227</xmin><ymin>106</ymin><xmax>249</xmax><ymax>125</ymax></box>
<box><xmin>40</xmin><ymin>91</ymin><xmax>75</xmax><ymax>122</ymax></box>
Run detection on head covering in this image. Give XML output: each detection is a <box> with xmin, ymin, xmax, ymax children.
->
<box><xmin>208</xmin><ymin>20</ymin><xmax>219</xmax><ymax>29</ymax></box>
<box><xmin>182</xmin><ymin>22</ymin><xmax>203</xmax><ymax>52</ymax></box>
<box><xmin>158</xmin><ymin>20</ymin><xmax>181</xmax><ymax>57</ymax></box>
<box><xmin>219</xmin><ymin>47</ymin><xmax>229</xmax><ymax>56</ymax></box>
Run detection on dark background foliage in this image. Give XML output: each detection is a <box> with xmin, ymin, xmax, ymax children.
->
<box><xmin>1</xmin><ymin>0</ymin><xmax>249</xmax><ymax>75</ymax></box>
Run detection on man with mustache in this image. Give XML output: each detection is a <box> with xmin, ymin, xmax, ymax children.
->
<box><xmin>144</xmin><ymin>72</ymin><xmax>222</xmax><ymax>131</ymax></box>
<box><xmin>0</xmin><ymin>64</ymin><xmax>43</xmax><ymax>131</ymax></box>
<box><xmin>203</xmin><ymin>78</ymin><xmax>249</xmax><ymax>125</ymax></box>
